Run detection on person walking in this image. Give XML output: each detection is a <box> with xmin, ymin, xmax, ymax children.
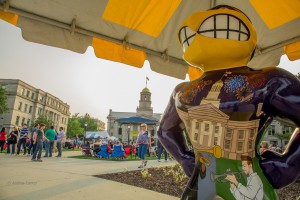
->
<box><xmin>27</xmin><ymin>124</ymin><xmax>39</xmax><ymax>155</ymax></box>
<box><xmin>56</xmin><ymin>127</ymin><xmax>65</xmax><ymax>157</ymax></box>
<box><xmin>31</xmin><ymin>123</ymin><xmax>46</xmax><ymax>162</ymax></box>
<box><xmin>44</xmin><ymin>126</ymin><xmax>56</xmax><ymax>157</ymax></box>
<box><xmin>75</xmin><ymin>134</ymin><xmax>79</xmax><ymax>148</ymax></box>
<box><xmin>157</xmin><ymin>139</ymin><xmax>168</xmax><ymax>162</ymax></box>
<box><xmin>16</xmin><ymin>123</ymin><xmax>28</xmax><ymax>155</ymax></box>
<box><xmin>136</xmin><ymin>123</ymin><xmax>151</xmax><ymax>168</ymax></box>
<box><xmin>0</xmin><ymin>128</ymin><xmax>7</xmax><ymax>152</ymax></box>
<box><xmin>7</xmin><ymin>127</ymin><xmax>19</xmax><ymax>155</ymax></box>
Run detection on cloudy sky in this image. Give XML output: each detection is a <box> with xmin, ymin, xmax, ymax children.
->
<box><xmin>1</xmin><ymin>20</ymin><xmax>299</xmax><ymax>127</ymax></box>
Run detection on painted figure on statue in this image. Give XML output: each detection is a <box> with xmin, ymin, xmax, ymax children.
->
<box><xmin>158</xmin><ymin>5</ymin><xmax>300</xmax><ymax>200</ymax></box>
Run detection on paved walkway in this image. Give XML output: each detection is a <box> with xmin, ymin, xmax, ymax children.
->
<box><xmin>0</xmin><ymin>151</ymin><xmax>178</xmax><ymax>200</ymax></box>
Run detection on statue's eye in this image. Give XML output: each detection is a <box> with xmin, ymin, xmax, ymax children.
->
<box><xmin>179</xmin><ymin>26</ymin><xmax>196</xmax><ymax>52</ymax></box>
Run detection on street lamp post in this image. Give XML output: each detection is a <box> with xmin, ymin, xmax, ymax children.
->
<box><xmin>84</xmin><ymin>122</ymin><xmax>88</xmax><ymax>145</ymax></box>
<box><xmin>127</xmin><ymin>125</ymin><xmax>131</xmax><ymax>145</ymax></box>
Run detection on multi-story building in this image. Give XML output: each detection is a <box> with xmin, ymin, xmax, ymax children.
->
<box><xmin>107</xmin><ymin>87</ymin><xmax>161</xmax><ymax>142</ymax></box>
<box><xmin>0</xmin><ymin>79</ymin><xmax>70</xmax><ymax>133</ymax></box>
<box><xmin>262</xmin><ymin>120</ymin><xmax>295</xmax><ymax>148</ymax></box>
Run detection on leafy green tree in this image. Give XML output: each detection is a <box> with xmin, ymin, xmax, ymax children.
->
<box><xmin>78</xmin><ymin>113</ymin><xmax>98</xmax><ymax>131</ymax></box>
<box><xmin>0</xmin><ymin>85</ymin><xmax>8</xmax><ymax>114</ymax></box>
<box><xmin>33</xmin><ymin>115</ymin><xmax>54</xmax><ymax>130</ymax></box>
<box><xmin>67</xmin><ymin>116</ymin><xmax>84</xmax><ymax>138</ymax></box>
<box><xmin>274</xmin><ymin>132</ymin><xmax>292</xmax><ymax>148</ymax></box>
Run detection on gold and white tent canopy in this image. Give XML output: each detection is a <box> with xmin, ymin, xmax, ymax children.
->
<box><xmin>1</xmin><ymin>0</ymin><xmax>300</xmax><ymax>80</ymax></box>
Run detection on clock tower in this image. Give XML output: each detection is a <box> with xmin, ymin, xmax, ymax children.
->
<box><xmin>136</xmin><ymin>87</ymin><xmax>153</xmax><ymax>116</ymax></box>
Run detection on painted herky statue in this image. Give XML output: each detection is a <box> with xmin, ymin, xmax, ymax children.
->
<box><xmin>157</xmin><ymin>5</ymin><xmax>300</xmax><ymax>200</ymax></box>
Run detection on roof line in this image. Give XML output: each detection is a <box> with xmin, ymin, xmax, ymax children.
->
<box><xmin>0</xmin><ymin>4</ymin><xmax>187</xmax><ymax>66</ymax></box>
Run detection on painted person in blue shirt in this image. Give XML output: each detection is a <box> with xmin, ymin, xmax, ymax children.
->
<box><xmin>136</xmin><ymin>123</ymin><xmax>151</xmax><ymax>168</ymax></box>
<box><xmin>16</xmin><ymin>123</ymin><xmax>28</xmax><ymax>155</ymax></box>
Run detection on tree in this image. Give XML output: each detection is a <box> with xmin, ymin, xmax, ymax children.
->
<box><xmin>78</xmin><ymin>113</ymin><xmax>98</xmax><ymax>131</ymax></box>
<box><xmin>67</xmin><ymin>115</ymin><xmax>84</xmax><ymax>138</ymax></box>
<box><xmin>274</xmin><ymin>132</ymin><xmax>292</xmax><ymax>148</ymax></box>
<box><xmin>33</xmin><ymin>115</ymin><xmax>54</xmax><ymax>131</ymax></box>
<box><xmin>0</xmin><ymin>85</ymin><xmax>8</xmax><ymax>114</ymax></box>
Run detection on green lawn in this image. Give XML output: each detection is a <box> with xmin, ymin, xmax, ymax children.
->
<box><xmin>68</xmin><ymin>154</ymin><xmax>158</xmax><ymax>161</ymax></box>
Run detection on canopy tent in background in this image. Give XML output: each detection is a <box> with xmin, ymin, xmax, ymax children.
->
<box><xmin>116</xmin><ymin>116</ymin><xmax>158</xmax><ymax>125</ymax></box>
<box><xmin>85</xmin><ymin>131</ymin><xmax>109</xmax><ymax>139</ymax></box>
<box><xmin>0</xmin><ymin>0</ymin><xmax>299</xmax><ymax>81</ymax></box>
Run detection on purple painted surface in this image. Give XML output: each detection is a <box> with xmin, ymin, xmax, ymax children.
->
<box><xmin>158</xmin><ymin>66</ymin><xmax>300</xmax><ymax>189</ymax></box>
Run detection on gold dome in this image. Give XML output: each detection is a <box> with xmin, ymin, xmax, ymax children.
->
<box><xmin>142</xmin><ymin>87</ymin><xmax>151</xmax><ymax>93</ymax></box>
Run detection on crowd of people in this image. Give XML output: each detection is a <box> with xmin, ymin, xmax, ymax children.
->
<box><xmin>80</xmin><ymin>123</ymin><xmax>170</xmax><ymax>168</ymax></box>
<box><xmin>0</xmin><ymin>123</ymin><xmax>65</xmax><ymax>162</ymax></box>
<box><xmin>0</xmin><ymin>123</ymin><xmax>171</xmax><ymax>167</ymax></box>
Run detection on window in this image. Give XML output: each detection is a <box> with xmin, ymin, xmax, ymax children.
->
<box><xmin>31</xmin><ymin>93</ymin><xmax>35</xmax><ymax>99</ymax></box>
<box><xmin>21</xmin><ymin>88</ymin><xmax>25</xmax><ymax>95</ymax></box>
<box><xmin>195</xmin><ymin>122</ymin><xmax>199</xmax><ymax>129</ymax></box>
<box><xmin>215</xmin><ymin>126</ymin><xmax>219</xmax><ymax>134</ymax></box>
<box><xmin>193</xmin><ymin>132</ymin><xmax>198</xmax><ymax>141</ymax></box>
<box><xmin>38</xmin><ymin>108</ymin><xmax>42</xmax><ymax>115</ymax></box>
<box><xmin>248</xmin><ymin>140</ymin><xmax>253</xmax><ymax>150</ymax></box>
<box><xmin>39</xmin><ymin>95</ymin><xmax>44</xmax><ymax>102</ymax></box>
<box><xmin>24</xmin><ymin>104</ymin><xmax>28</xmax><ymax>112</ymax></box>
<box><xmin>282</xmin><ymin>126</ymin><xmax>291</xmax><ymax>135</ymax></box>
<box><xmin>18</xmin><ymin>102</ymin><xmax>22</xmax><ymax>111</ymax></box>
<box><xmin>27</xmin><ymin>119</ymin><xmax>31</xmax><ymax>126</ymax></box>
<box><xmin>15</xmin><ymin>116</ymin><xmax>20</xmax><ymax>126</ymax></box>
<box><xmin>204</xmin><ymin>123</ymin><xmax>209</xmax><ymax>131</ymax></box>
<box><xmin>237</xmin><ymin>142</ymin><xmax>244</xmax><ymax>151</ymax></box>
<box><xmin>268</xmin><ymin>125</ymin><xmax>275</xmax><ymax>136</ymax></box>
<box><xmin>250</xmin><ymin>129</ymin><xmax>255</xmax><ymax>138</ymax></box>
<box><xmin>238</xmin><ymin>130</ymin><xmax>244</xmax><ymax>139</ymax></box>
<box><xmin>225</xmin><ymin>140</ymin><xmax>231</xmax><ymax>149</ymax></box>
<box><xmin>29</xmin><ymin>105</ymin><xmax>33</xmax><ymax>114</ymax></box>
<box><xmin>214</xmin><ymin>137</ymin><xmax>218</xmax><ymax>145</ymax></box>
<box><xmin>226</xmin><ymin>128</ymin><xmax>233</xmax><ymax>138</ymax></box>
<box><xmin>26</xmin><ymin>90</ymin><xmax>30</xmax><ymax>97</ymax></box>
<box><xmin>21</xmin><ymin>117</ymin><xmax>25</xmax><ymax>125</ymax></box>
<box><xmin>62</xmin><ymin>117</ymin><xmax>64</xmax><ymax>123</ymax></box>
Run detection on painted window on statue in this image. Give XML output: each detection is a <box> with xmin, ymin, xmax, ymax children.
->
<box><xmin>226</xmin><ymin>128</ymin><xmax>233</xmax><ymax>138</ymax></box>
<box><xmin>195</xmin><ymin>122</ymin><xmax>199</xmax><ymax>129</ymax></box>
<box><xmin>194</xmin><ymin>132</ymin><xmax>198</xmax><ymax>141</ymax></box>
<box><xmin>225</xmin><ymin>140</ymin><xmax>231</xmax><ymax>150</ymax></box>
<box><xmin>250</xmin><ymin>129</ymin><xmax>255</xmax><ymax>138</ymax></box>
<box><xmin>238</xmin><ymin>130</ymin><xmax>245</xmax><ymax>139</ymax></box>
<box><xmin>204</xmin><ymin>123</ymin><xmax>209</xmax><ymax>132</ymax></box>
<box><xmin>214</xmin><ymin>137</ymin><xmax>218</xmax><ymax>145</ymax></box>
<box><xmin>215</xmin><ymin>126</ymin><xmax>219</xmax><ymax>134</ymax></box>
<box><xmin>237</xmin><ymin>141</ymin><xmax>243</xmax><ymax>151</ymax></box>
<box><xmin>248</xmin><ymin>139</ymin><xmax>253</xmax><ymax>150</ymax></box>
